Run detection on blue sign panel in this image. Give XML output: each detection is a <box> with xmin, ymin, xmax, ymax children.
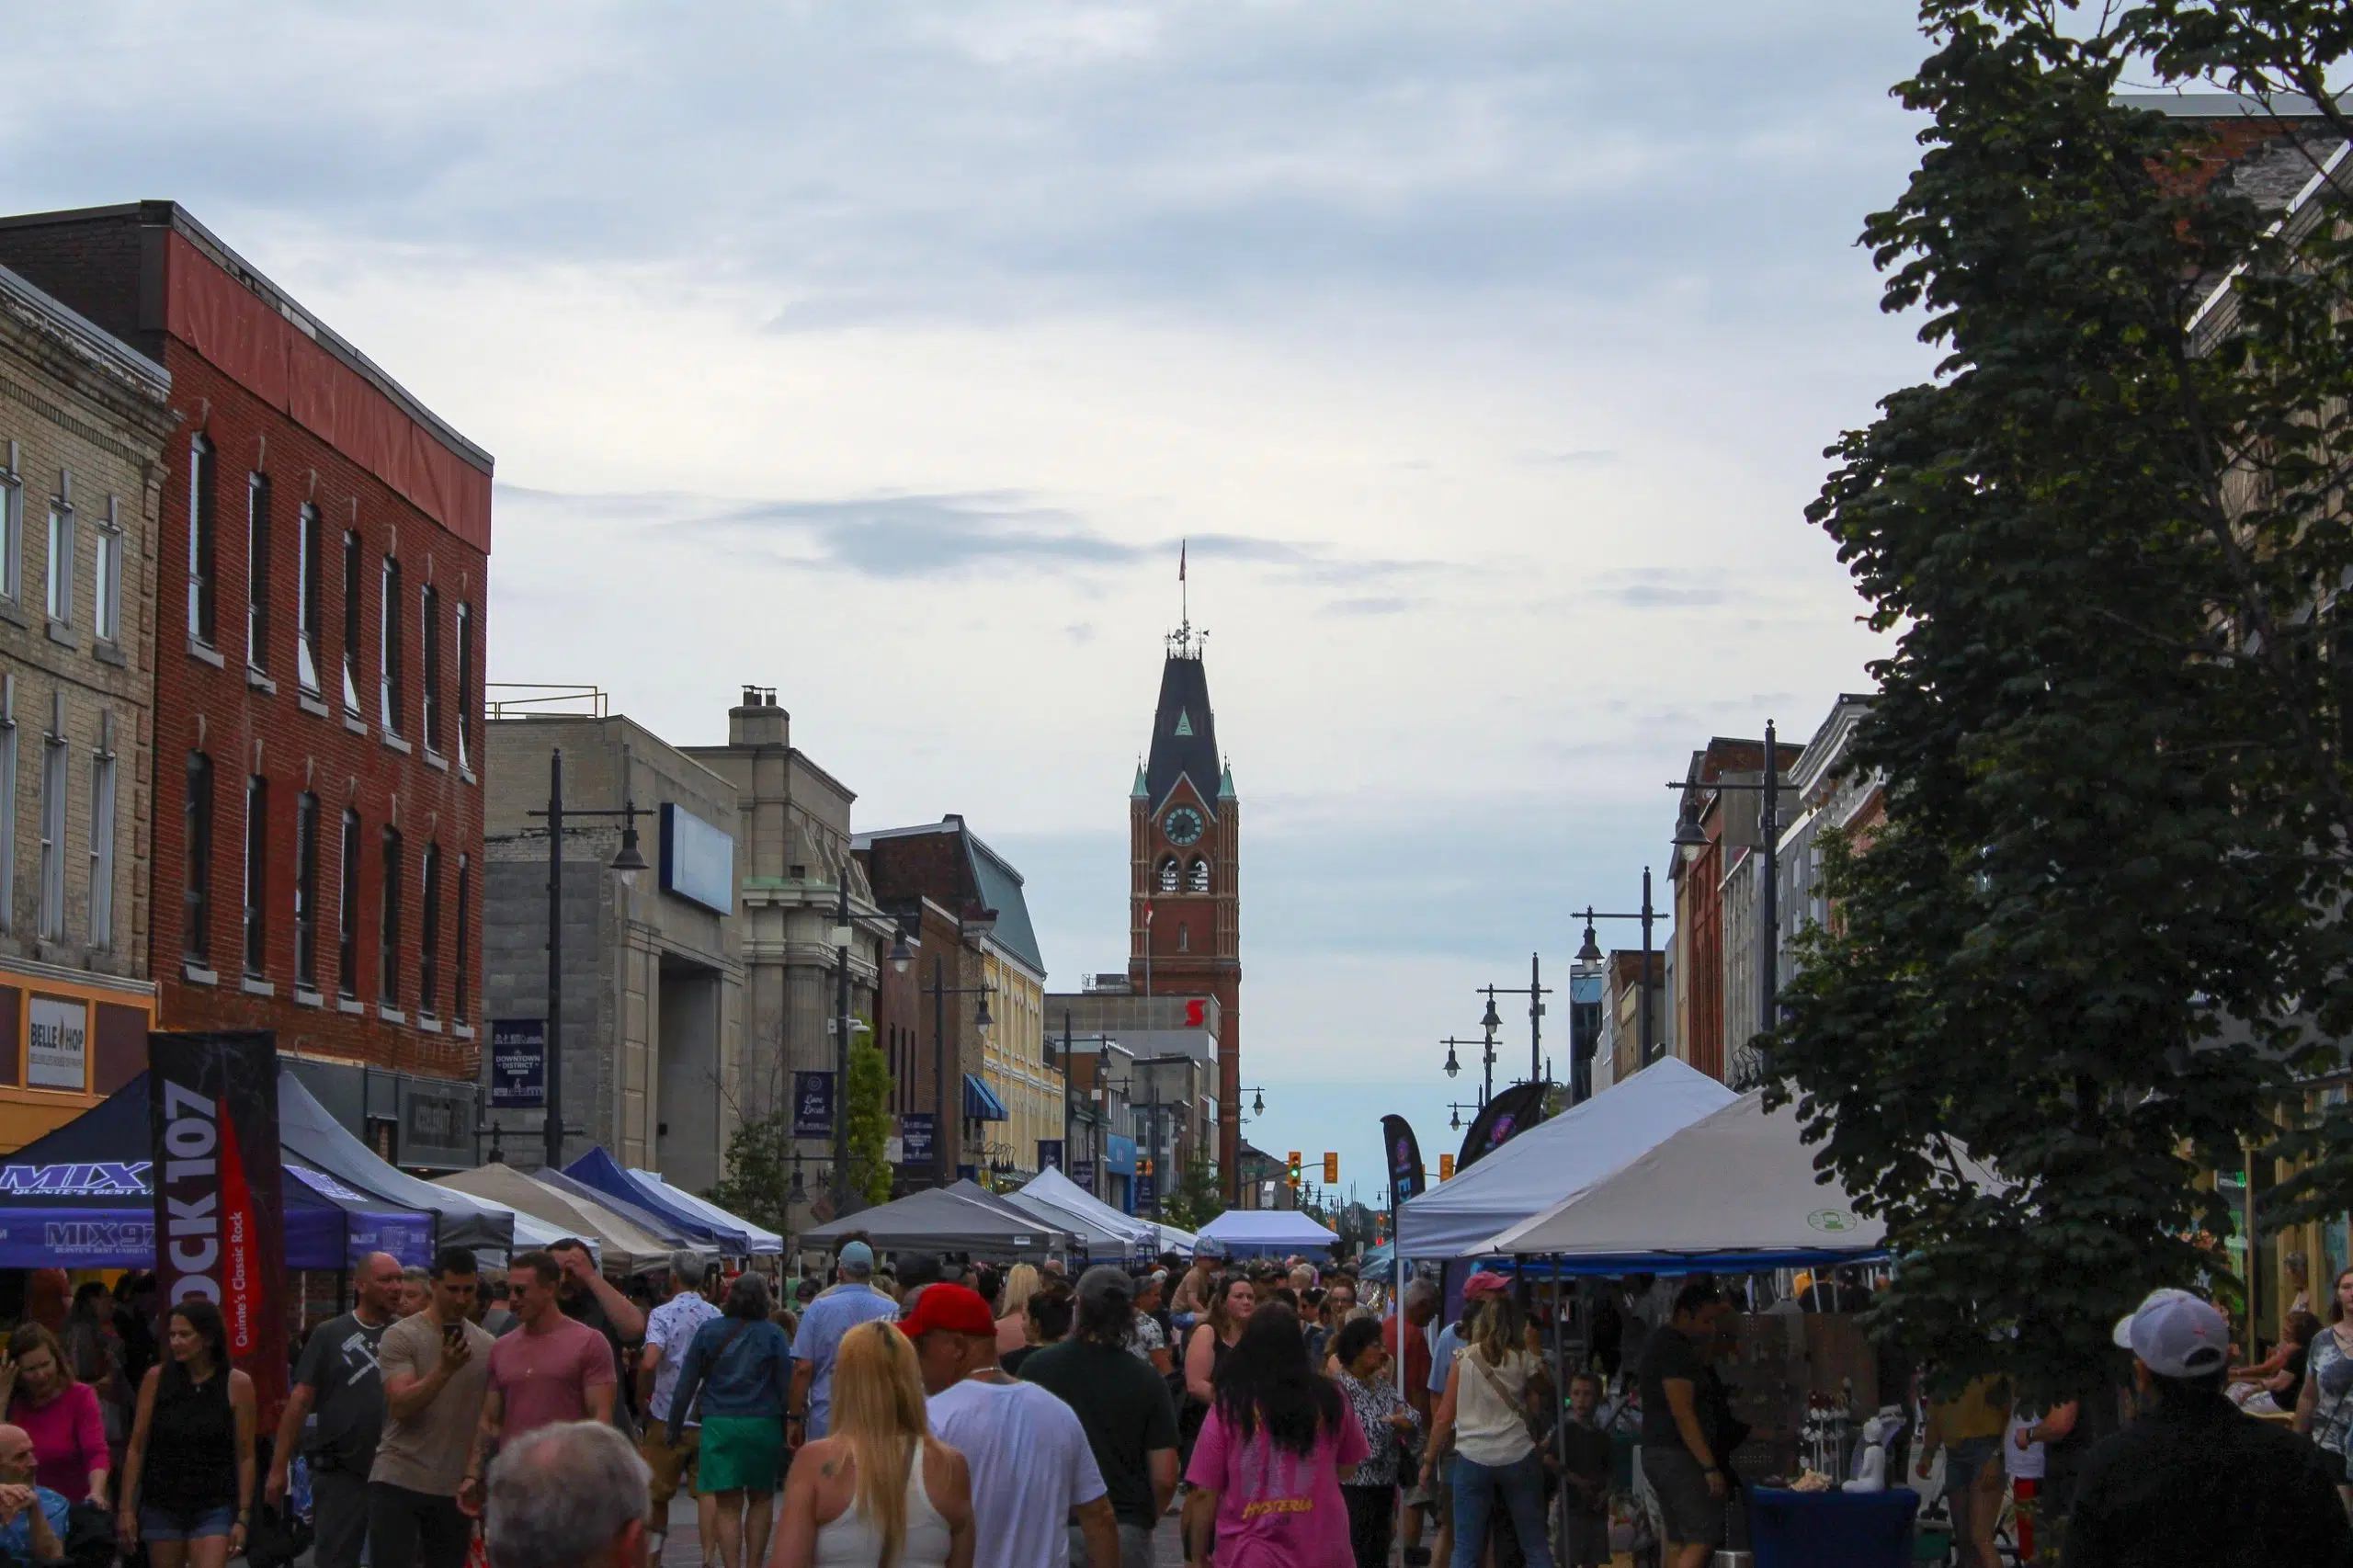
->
<box><xmin>1133</xmin><ymin>1173</ymin><xmax>1157</xmax><ymax>1210</ymax></box>
<box><xmin>793</xmin><ymin>1072</ymin><xmax>835</xmax><ymax>1138</ymax></box>
<box><xmin>489</xmin><ymin>1019</ymin><xmax>548</xmax><ymax>1108</ymax></box>
<box><xmin>1037</xmin><ymin>1139</ymin><xmax>1063</xmax><ymax>1172</ymax></box>
<box><xmin>1103</xmin><ymin>1134</ymin><xmax>1137</xmax><ymax>1176</ymax></box>
<box><xmin>901</xmin><ymin>1113</ymin><xmax>936</xmax><ymax>1166</ymax></box>
<box><xmin>661</xmin><ymin>802</ymin><xmax>736</xmax><ymax>915</ymax></box>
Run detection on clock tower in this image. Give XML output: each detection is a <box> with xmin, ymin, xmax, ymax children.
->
<box><xmin>1131</xmin><ymin>625</ymin><xmax>1243</xmax><ymax>1200</ymax></box>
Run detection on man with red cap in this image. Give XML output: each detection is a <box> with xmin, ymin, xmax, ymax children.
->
<box><xmin>901</xmin><ymin>1283</ymin><xmax>1118</xmax><ymax>1568</ymax></box>
<box><xmin>2060</xmin><ymin>1288</ymin><xmax>2347</xmax><ymax>1567</ymax></box>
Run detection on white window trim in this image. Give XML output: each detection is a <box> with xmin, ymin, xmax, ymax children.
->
<box><xmin>245</xmin><ymin>472</ymin><xmax>267</xmax><ymax>672</ymax></box>
<box><xmin>187</xmin><ymin>435</ymin><xmax>213</xmax><ymax>642</ymax></box>
<box><xmin>94</xmin><ymin>496</ymin><xmax>121</xmax><ymax>644</ymax></box>
<box><xmin>0</xmin><ymin>468</ymin><xmax>20</xmax><ymax>606</ymax></box>
<box><xmin>44</xmin><ymin>500</ymin><xmax>73</xmax><ymax>626</ymax></box>
<box><xmin>420</xmin><ymin>583</ymin><xmax>439</xmax><ymax>754</ymax></box>
<box><xmin>296</xmin><ymin>503</ymin><xmax>321</xmax><ymax>693</ymax></box>
<box><xmin>89</xmin><ymin>742</ymin><xmax>115</xmax><ymax>950</ymax></box>
<box><xmin>0</xmin><ymin>677</ymin><xmax>15</xmax><ymax>932</ymax></box>
<box><xmin>38</xmin><ymin>722</ymin><xmax>66</xmax><ymax>940</ymax></box>
<box><xmin>378</xmin><ymin>557</ymin><xmax>400</xmax><ymax>735</ymax></box>
<box><xmin>454</xmin><ymin>600</ymin><xmax>472</xmax><ymax>772</ymax></box>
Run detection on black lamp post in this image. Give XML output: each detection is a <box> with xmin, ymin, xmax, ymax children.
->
<box><xmin>525</xmin><ymin>748</ymin><xmax>650</xmax><ymax>1171</ymax></box>
<box><xmin>1573</xmin><ymin>864</ymin><xmax>1665</xmax><ymax>1070</ymax></box>
<box><xmin>928</xmin><ymin>959</ymin><xmax>994</xmax><ymax>1187</ymax></box>
<box><xmin>829</xmin><ymin>882</ymin><xmax>919</xmax><ymax>1215</ymax></box>
<box><xmin>1478</xmin><ymin>956</ymin><xmax>1552</xmax><ymax>1087</ymax></box>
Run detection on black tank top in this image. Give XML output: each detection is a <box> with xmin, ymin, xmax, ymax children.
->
<box><xmin>143</xmin><ymin>1365</ymin><xmax>238</xmax><ymax>1513</ymax></box>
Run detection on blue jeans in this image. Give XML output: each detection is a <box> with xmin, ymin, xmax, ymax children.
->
<box><xmin>1452</xmin><ymin>1449</ymin><xmax>1554</xmax><ymax>1568</ymax></box>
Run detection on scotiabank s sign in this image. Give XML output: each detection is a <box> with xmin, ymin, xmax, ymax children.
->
<box><xmin>147</xmin><ymin>1031</ymin><xmax>289</xmax><ymax>1421</ymax></box>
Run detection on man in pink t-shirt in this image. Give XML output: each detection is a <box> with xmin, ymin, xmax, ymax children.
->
<box><xmin>460</xmin><ymin>1251</ymin><xmax>616</xmax><ymax>1515</ymax></box>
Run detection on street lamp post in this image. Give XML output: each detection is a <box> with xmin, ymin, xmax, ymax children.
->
<box><xmin>1669</xmin><ymin>719</ymin><xmax>1782</xmax><ymax>1085</ymax></box>
<box><xmin>1438</xmin><ymin>1035</ymin><xmax>1494</xmax><ymax>1104</ymax></box>
<box><xmin>830</xmin><ymin>885</ymin><xmax>918</xmax><ymax>1216</ymax></box>
<box><xmin>524</xmin><ymin>748</ymin><xmax>649</xmax><ymax>1170</ymax></box>
<box><xmin>929</xmin><ymin>959</ymin><xmax>995</xmax><ymax>1187</ymax></box>
<box><xmin>1478</xmin><ymin>956</ymin><xmax>1552</xmax><ymax>1086</ymax></box>
<box><xmin>1573</xmin><ymin>864</ymin><xmax>1665</xmax><ymax>1068</ymax></box>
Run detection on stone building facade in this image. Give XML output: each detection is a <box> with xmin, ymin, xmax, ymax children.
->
<box><xmin>0</xmin><ymin>203</ymin><xmax>494</xmax><ymax>1166</ymax></box>
<box><xmin>0</xmin><ymin>260</ymin><xmax>176</xmax><ymax>1149</ymax></box>
<box><xmin>480</xmin><ymin>709</ymin><xmax>745</xmax><ymax>1188</ymax></box>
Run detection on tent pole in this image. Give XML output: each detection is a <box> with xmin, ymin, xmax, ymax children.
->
<box><xmin>1552</xmin><ymin>1253</ymin><xmax>1567</xmax><ymax>1565</ymax></box>
<box><xmin>1395</xmin><ymin>1246</ymin><xmax>1407</xmax><ymax>1404</ymax></box>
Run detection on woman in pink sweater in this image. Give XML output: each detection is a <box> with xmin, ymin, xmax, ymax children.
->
<box><xmin>2</xmin><ymin>1324</ymin><xmax>109</xmax><ymax>1504</ymax></box>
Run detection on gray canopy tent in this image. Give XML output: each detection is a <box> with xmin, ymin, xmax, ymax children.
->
<box><xmin>278</xmin><ymin>1071</ymin><xmax>516</xmax><ymax>1253</ymax></box>
<box><xmin>798</xmin><ymin>1180</ymin><xmax>1076</xmax><ymax>1260</ymax></box>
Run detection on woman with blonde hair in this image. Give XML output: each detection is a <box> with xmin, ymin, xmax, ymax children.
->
<box><xmin>773</xmin><ymin>1320</ymin><xmax>974</xmax><ymax>1568</ymax></box>
<box><xmin>994</xmin><ymin>1264</ymin><xmax>1041</xmax><ymax>1357</ymax></box>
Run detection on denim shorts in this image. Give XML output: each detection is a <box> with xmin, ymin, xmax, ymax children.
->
<box><xmin>141</xmin><ymin>1504</ymin><xmax>237</xmax><ymax>1541</ymax></box>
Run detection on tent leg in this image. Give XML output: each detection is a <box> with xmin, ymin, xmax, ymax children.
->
<box><xmin>1553</xmin><ymin>1254</ymin><xmax>1567</xmax><ymax>1566</ymax></box>
<box><xmin>1395</xmin><ymin>1247</ymin><xmax>1408</xmax><ymax>1404</ymax></box>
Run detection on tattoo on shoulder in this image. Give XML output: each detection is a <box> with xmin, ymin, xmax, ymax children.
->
<box><xmin>820</xmin><ymin>1459</ymin><xmax>838</xmax><ymax>1478</ymax></box>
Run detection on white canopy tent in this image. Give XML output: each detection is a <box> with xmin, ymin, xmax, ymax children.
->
<box><xmin>1197</xmin><ymin>1208</ymin><xmax>1339</xmax><ymax>1257</ymax></box>
<box><xmin>1009</xmin><ymin>1167</ymin><xmax>1157</xmax><ymax>1256</ymax></box>
<box><xmin>1152</xmin><ymin>1220</ymin><xmax>1200</xmax><ymax>1254</ymax></box>
<box><xmin>1396</xmin><ymin>1056</ymin><xmax>1736</xmax><ymax>1258</ymax></box>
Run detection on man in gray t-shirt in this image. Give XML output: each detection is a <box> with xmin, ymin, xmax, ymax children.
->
<box><xmin>268</xmin><ymin>1252</ymin><xmax>404</xmax><ymax>1568</ymax></box>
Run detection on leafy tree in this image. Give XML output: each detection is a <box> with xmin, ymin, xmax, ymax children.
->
<box><xmin>846</xmin><ymin>1033</ymin><xmax>896</xmax><ymax>1209</ymax></box>
<box><xmin>707</xmin><ymin>1110</ymin><xmax>795</xmax><ymax>1240</ymax></box>
<box><xmin>1779</xmin><ymin>0</ymin><xmax>2353</xmax><ymax>1403</ymax></box>
<box><xmin>1162</xmin><ymin>1149</ymin><xmax>1227</xmax><ymax>1233</ymax></box>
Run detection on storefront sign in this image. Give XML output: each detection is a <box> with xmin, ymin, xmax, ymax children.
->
<box><xmin>901</xmin><ymin>1113</ymin><xmax>936</xmax><ymax>1166</ymax></box>
<box><xmin>793</xmin><ymin>1072</ymin><xmax>835</xmax><ymax>1138</ymax></box>
<box><xmin>148</xmin><ymin>1029</ymin><xmax>289</xmax><ymax>1423</ymax></box>
<box><xmin>661</xmin><ymin>802</ymin><xmax>736</xmax><ymax>915</ymax></box>
<box><xmin>489</xmin><ymin>1019</ymin><xmax>547</xmax><ymax>1108</ymax></box>
<box><xmin>27</xmin><ymin>995</ymin><xmax>86</xmax><ymax>1090</ymax></box>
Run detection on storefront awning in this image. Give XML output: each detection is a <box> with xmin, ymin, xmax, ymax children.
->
<box><xmin>963</xmin><ymin>1074</ymin><xmax>1009</xmax><ymax>1122</ymax></box>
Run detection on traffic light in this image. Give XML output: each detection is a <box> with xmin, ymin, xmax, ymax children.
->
<box><xmin>1139</xmin><ymin>1156</ymin><xmax>1154</xmax><ymax>1177</ymax></box>
<box><xmin>1322</xmin><ymin>1152</ymin><xmax>1338</xmax><ymax>1184</ymax></box>
<box><xmin>1439</xmin><ymin>1153</ymin><xmax>1456</xmax><ymax>1181</ymax></box>
<box><xmin>1288</xmin><ymin>1150</ymin><xmax>1302</xmax><ymax>1185</ymax></box>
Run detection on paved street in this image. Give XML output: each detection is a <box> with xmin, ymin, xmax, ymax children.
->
<box><xmin>655</xmin><ymin>1497</ymin><xmax>1200</xmax><ymax>1566</ymax></box>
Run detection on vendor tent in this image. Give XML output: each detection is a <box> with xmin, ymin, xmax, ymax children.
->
<box><xmin>534</xmin><ymin>1164</ymin><xmax>701</xmax><ymax>1249</ymax></box>
<box><xmin>278</xmin><ymin>1072</ymin><xmax>516</xmax><ymax>1253</ymax></box>
<box><xmin>1151</xmin><ymin>1221</ymin><xmax>1199</xmax><ymax>1254</ymax></box>
<box><xmin>1009</xmin><ymin>1167</ymin><xmax>1155</xmax><ymax>1256</ymax></box>
<box><xmin>800</xmin><ymin>1180</ymin><xmax>1075</xmax><ymax>1259</ymax></box>
<box><xmin>438</xmin><ymin>1185</ymin><xmax>586</xmax><ymax>1265</ymax></box>
<box><xmin>1196</xmin><ymin>1208</ymin><xmax>1339</xmax><ymax>1258</ymax></box>
<box><xmin>564</xmin><ymin>1147</ymin><xmax>751</xmax><ymax>1254</ymax></box>
<box><xmin>630</xmin><ymin>1168</ymin><xmax>784</xmax><ymax>1256</ymax></box>
<box><xmin>1469</xmin><ymin>1091</ymin><xmax>1886</xmax><ymax>1271</ymax></box>
<box><xmin>0</xmin><ymin>1073</ymin><xmax>439</xmax><ymax>1268</ymax></box>
<box><xmin>436</xmin><ymin>1164</ymin><xmax>687</xmax><ymax>1275</ymax></box>
<box><xmin>1396</xmin><ymin>1056</ymin><xmax>1735</xmax><ymax>1258</ymax></box>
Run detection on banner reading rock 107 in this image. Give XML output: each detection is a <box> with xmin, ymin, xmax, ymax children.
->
<box><xmin>147</xmin><ymin>1030</ymin><xmax>288</xmax><ymax>1422</ymax></box>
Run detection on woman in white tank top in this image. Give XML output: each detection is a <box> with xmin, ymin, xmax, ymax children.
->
<box><xmin>773</xmin><ymin>1321</ymin><xmax>973</xmax><ymax>1568</ymax></box>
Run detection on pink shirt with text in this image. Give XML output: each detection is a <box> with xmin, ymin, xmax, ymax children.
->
<box><xmin>1184</xmin><ymin>1401</ymin><xmax>1370</xmax><ymax>1568</ymax></box>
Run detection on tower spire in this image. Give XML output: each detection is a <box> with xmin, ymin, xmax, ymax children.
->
<box><xmin>1168</xmin><ymin>538</ymin><xmax>1195</xmax><ymax>657</ymax></box>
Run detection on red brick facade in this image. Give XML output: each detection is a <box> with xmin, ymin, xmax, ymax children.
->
<box><xmin>0</xmin><ymin>206</ymin><xmax>491</xmax><ymax>1084</ymax></box>
<box><xmin>1131</xmin><ymin>745</ymin><xmax>1241</xmax><ymax>1196</ymax></box>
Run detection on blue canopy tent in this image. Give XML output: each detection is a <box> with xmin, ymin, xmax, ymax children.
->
<box><xmin>0</xmin><ymin>1073</ymin><xmax>436</xmax><ymax>1267</ymax></box>
<box><xmin>563</xmin><ymin>1147</ymin><xmax>751</xmax><ymax>1255</ymax></box>
<box><xmin>535</xmin><ymin>1163</ymin><xmax>706</xmax><ymax>1251</ymax></box>
<box><xmin>629</xmin><ymin>1168</ymin><xmax>783</xmax><ymax>1256</ymax></box>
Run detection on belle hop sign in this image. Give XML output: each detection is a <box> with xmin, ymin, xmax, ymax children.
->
<box><xmin>147</xmin><ymin>1031</ymin><xmax>289</xmax><ymax>1423</ymax></box>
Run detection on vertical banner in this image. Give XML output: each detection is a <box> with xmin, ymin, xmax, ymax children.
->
<box><xmin>148</xmin><ymin>1029</ymin><xmax>289</xmax><ymax>1426</ymax></box>
<box><xmin>900</xmin><ymin>1112</ymin><xmax>936</xmax><ymax>1167</ymax></box>
<box><xmin>1037</xmin><ymin>1139</ymin><xmax>1063</xmax><ymax>1172</ymax></box>
<box><xmin>488</xmin><ymin>1018</ymin><xmax>548</xmax><ymax>1108</ymax></box>
<box><xmin>792</xmin><ymin>1072</ymin><xmax>835</xmax><ymax>1138</ymax></box>
<box><xmin>1381</xmin><ymin>1114</ymin><xmax>1427</xmax><ymax>1211</ymax></box>
<box><xmin>1455</xmin><ymin>1080</ymin><xmax>1550</xmax><ymax>1175</ymax></box>
<box><xmin>1070</xmin><ymin>1157</ymin><xmax>1096</xmax><ymax>1188</ymax></box>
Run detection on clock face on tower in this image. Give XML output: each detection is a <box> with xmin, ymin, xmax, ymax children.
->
<box><xmin>1164</xmin><ymin>807</ymin><xmax>1205</xmax><ymax>846</ymax></box>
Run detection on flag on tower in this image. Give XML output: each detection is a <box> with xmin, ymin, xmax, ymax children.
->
<box><xmin>1180</xmin><ymin>540</ymin><xmax>1187</xmax><ymax>581</ymax></box>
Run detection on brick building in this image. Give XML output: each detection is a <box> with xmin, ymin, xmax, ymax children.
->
<box><xmin>1667</xmin><ymin>736</ymin><xmax>1790</xmax><ymax>1085</ymax></box>
<box><xmin>0</xmin><ymin>204</ymin><xmax>494</xmax><ymax>1165</ymax></box>
<box><xmin>0</xmin><ymin>260</ymin><xmax>177</xmax><ymax>1148</ymax></box>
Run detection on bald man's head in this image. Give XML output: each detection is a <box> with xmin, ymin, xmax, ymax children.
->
<box><xmin>358</xmin><ymin>1252</ymin><xmax>405</xmax><ymax>1320</ymax></box>
<box><xmin>0</xmin><ymin>1423</ymin><xmax>35</xmax><ymax>1483</ymax></box>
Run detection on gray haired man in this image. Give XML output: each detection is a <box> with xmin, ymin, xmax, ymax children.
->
<box><xmin>485</xmin><ymin>1421</ymin><xmax>652</xmax><ymax>1568</ymax></box>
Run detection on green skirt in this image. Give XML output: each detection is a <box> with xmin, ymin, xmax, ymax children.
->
<box><xmin>697</xmin><ymin>1415</ymin><xmax>785</xmax><ymax>1494</ymax></box>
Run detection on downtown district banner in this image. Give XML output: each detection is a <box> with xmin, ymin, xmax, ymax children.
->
<box><xmin>148</xmin><ymin>1030</ymin><xmax>289</xmax><ymax>1422</ymax></box>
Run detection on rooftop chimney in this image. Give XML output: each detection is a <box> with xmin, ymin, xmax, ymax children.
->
<box><xmin>729</xmin><ymin>686</ymin><xmax>789</xmax><ymax>748</ymax></box>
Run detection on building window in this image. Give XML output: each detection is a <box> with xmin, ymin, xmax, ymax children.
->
<box><xmin>1157</xmin><ymin>857</ymin><xmax>1179</xmax><ymax>894</ymax></box>
<box><xmin>337</xmin><ymin>808</ymin><xmax>361</xmax><ymax>998</ymax></box>
<box><xmin>294</xmin><ymin>791</ymin><xmax>319</xmax><ymax>989</ymax></box>
<box><xmin>379</xmin><ymin>827</ymin><xmax>402</xmax><ymax>1006</ymax></box>
<box><xmin>455</xmin><ymin>600</ymin><xmax>474</xmax><ymax>771</ymax></box>
<box><xmin>94</xmin><ymin>500</ymin><xmax>121</xmax><ymax>644</ymax></box>
<box><xmin>453</xmin><ymin>853</ymin><xmax>471</xmax><ymax>1023</ymax></box>
<box><xmin>245</xmin><ymin>473</ymin><xmax>270</xmax><ymax>670</ymax></box>
<box><xmin>37</xmin><ymin>722</ymin><xmax>65</xmax><ymax>939</ymax></box>
<box><xmin>243</xmin><ymin>775</ymin><xmax>267</xmax><ymax>976</ymax></box>
<box><xmin>420</xmin><ymin>585</ymin><xmax>442</xmax><ymax>754</ymax></box>
<box><xmin>188</xmin><ymin>436</ymin><xmax>217</xmax><ymax>644</ymax></box>
<box><xmin>1176</xmin><ymin>921</ymin><xmax>1190</xmax><ymax>953</ymax></box>
<box><xmin>341</xmin><ymin>530</ymin><xmax>363</xmax><ymax>715</ymax></box>
<box><xmin>0</xmin><ymin>699</ymin><xmax>14</xmax><ymax>933</ymax></box>
<box><xmin>184</xmin><ymin>752</ymin><xmax>214</xmax><ymax>964</ymax></box>
<box><xmin>379</xmin><ymin>558</ymin><xmax>403</xmax><ymax>734</ymax></box>
<box><xmin>1188</xmin><ymin>858</ymin><xmax>1210</xmax><ymax>894</ymax></box>
<box><xmin>44</xmin><ymin>501</ymin><xmax>72</xmax><ymax>625</ymax></box>
<box><xmin>0</xmin><ymin>469</ymin><xmax>18</xmax><ymax>606</ymax></box>
<box><xmin>88</xmin><ymin>744</ymin><xmax>115</xmax><ymax>950</ymax></box>
<box><xmin>296</xmin><ymin>505</ymin><xmax>321</xmax><ymax>692</ymax></box>
<box><xmin>419</xmin><ymin>843</ymin><xmax>441</xmax><ymax>1018</ymax></box>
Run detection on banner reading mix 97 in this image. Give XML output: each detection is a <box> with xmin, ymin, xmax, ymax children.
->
<box><xmin>146</xmin><ymin>1030</ymin><xmax>288</xmax><ymax>1422</ymax></box>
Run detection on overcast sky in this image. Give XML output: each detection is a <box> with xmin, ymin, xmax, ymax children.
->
<box><xmin>13</xmin><ymin>2</ymin><xmax>1939</xmax><ymax>1201</ymax></box>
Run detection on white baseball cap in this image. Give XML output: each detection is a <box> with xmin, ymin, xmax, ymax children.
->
<box><xmin>2111</xmin><ymin>1288</ymin><xmax>2228</xmax><ymax>1378</ymax></box>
